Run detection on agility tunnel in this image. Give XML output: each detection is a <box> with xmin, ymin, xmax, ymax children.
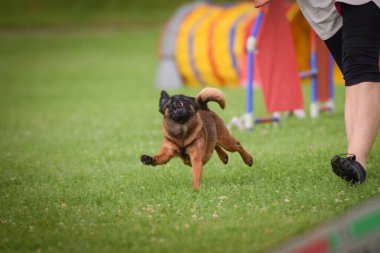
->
<box><xmin>156</xmin><ymin>2</ymin><xmax>256</xmax><ymax>89</ymax></box>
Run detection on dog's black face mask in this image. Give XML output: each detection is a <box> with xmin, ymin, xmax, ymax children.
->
<box><xmin>159</xmin><ymin>91</ymin><xmax>198</xmax><ymax>123</ymax></box>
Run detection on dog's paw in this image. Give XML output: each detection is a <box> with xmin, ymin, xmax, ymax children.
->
<box><xmin>244</xmin><ymin>155</ymin><xmax>253</xmax><ymax>167</ymax></box>
<box><xmin>141</xmin><ymin>155</ymin><xmax>154</xmax><ymax>165</ymax></box>
<box><xmin>222</xmin><ymin>155</ymin><xmax>228</xmax><ymax>164</ymax></box>
<box><xmin>246</xmin><ymin>155</ymin><xmax>253</xmax><ymax>167</ymax></box>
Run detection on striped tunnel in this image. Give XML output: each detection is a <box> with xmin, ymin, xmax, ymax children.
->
<box><xmin>173</xmin><ymin>2</ymin><xmax>258</xmax><ymax>87</ymax></box>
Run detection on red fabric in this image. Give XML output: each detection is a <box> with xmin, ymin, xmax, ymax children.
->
<box><xmin>256</xmin><ymin>0</ymin><xmax>304</xmax><ymax>112</ymax></box>
<box><xmin>316</xmin><ymin>36</ymin><xmax>331</xmax><ymax>103</ymax></box>
<box><xmin>335</xmin><ymin>2</ymin><xmax>342</xmax><ymax>15</ymax></box>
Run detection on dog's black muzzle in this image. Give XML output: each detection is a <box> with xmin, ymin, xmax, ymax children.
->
<box><xmin>170</xmin><ymin>99</ymin><xmax>191</xmax><ymax>123</ymax></box>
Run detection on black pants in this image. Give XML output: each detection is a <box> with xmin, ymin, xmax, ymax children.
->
<box><xmin>325</xmin><ymin>2</ymin><xmax>380</xmax><ymax>86</ymax></box>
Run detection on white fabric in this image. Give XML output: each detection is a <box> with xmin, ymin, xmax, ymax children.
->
<box><xmin>296</xmin><ymin>0</ymin><xmax>380</xmax><ymax>40</ymax></box>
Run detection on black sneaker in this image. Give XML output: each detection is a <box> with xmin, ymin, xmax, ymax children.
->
<box><xmin>331</xmin><ymin>154</ymin><xmax>366</xmax><ymax>184</ymax></box>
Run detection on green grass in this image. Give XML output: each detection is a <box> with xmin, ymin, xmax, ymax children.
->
<box><xmin>1</xmin><ymin>25</ymin><xmax>380</xmax><ymax>253</ymax></box>
<box><xmin>0</xmin><ymin>0</ymin><xmax>188</xmax><ymax>28</ymax></box>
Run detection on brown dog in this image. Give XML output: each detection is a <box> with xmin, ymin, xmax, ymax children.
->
<box><xmin>140</xmin><ymin>88</ymin><xmax>253</xmax><ymax>190</ymax></box>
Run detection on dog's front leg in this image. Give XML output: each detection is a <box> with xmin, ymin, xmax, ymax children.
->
<box><xmin>187</xmin><ymin>140</ymin><xmax>205</xmax><ymax>190</ymax></box>
<box><xmin>141</xmin><ymin>139</ymin><xmax>176</xmax><ymax>166</ymax></box>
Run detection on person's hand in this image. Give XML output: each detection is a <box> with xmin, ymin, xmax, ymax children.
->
<box><xmin>253</xmin><ymin>0</ymin><xmax>272</xmax><ymax>8</ymax></box>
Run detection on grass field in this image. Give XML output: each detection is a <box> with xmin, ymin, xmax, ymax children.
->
<box><xmin>1</xmin><ymin>6</ymin><xmax>380</xmax><ymax>253</ymax></box>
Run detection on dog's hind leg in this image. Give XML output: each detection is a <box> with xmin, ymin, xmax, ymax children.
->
<box><xmin>215</xmin><ymin>145</ymin><xmax>228</xmax><ymax>164</ymax></box>
<box><xmin>217</xmin><ymin>127</ymin><xmax>253</xmax><ymax>166</ymax></box>
<box><xmin>141</xmin><ymin>139</ymin><xmax>176</xmax><ymax>166</ymax></box>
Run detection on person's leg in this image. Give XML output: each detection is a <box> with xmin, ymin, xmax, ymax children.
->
<box><xmin>330</xmin><ymin>2</ymin><xmax>380</xmax><ymax>183</ymax></box>
<box><xmin>325</xmin><ymin>28</ymin><xmax>343</xmax><ymax>72</ymax></box>
<box><xmin>345</xmin><ymin>83</ymin><xmax>380</xmax><ymax>170</ymax></box>
<box><xmin>342</xmin><ymin>2</ymin><xmax>380</xmax><ymax>169</ymax></box>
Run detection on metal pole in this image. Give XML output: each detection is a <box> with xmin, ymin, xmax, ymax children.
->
<box><xmin>245</xmin><ymin>10</ymin><xmax>264</xmax><ymax>130</ymax></box>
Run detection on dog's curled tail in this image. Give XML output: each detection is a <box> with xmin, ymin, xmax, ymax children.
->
<box><xmin>195</xmin><ymin>87</ymin><xmax>226</xmax><ymax>110</ymax></box>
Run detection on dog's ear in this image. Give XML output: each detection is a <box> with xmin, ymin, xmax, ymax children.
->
<box><xmin>189</xmin><ymin>97</ymin><xmax>199</xmax><ymax>112</ymax></box>
<box><xmin>159</xmin><ymin>90</ymin><xmax>170</xmax><ymax>114</ymax></box>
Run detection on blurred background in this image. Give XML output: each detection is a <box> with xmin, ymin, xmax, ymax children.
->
<box><xmin>1</xmin><ymin>1</ymin><xmax>379</xmax><ymax>253</ymax></box>
<box><xmin>0</xmin><ymin>0</ymin><xmax>190</xmax><ymax>28</ymax></box>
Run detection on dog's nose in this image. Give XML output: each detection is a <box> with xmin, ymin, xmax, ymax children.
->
<box><xmin>175</xmin><ymin>99</ymin><xmax>183</xmax><ymax>108</ymax></box>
